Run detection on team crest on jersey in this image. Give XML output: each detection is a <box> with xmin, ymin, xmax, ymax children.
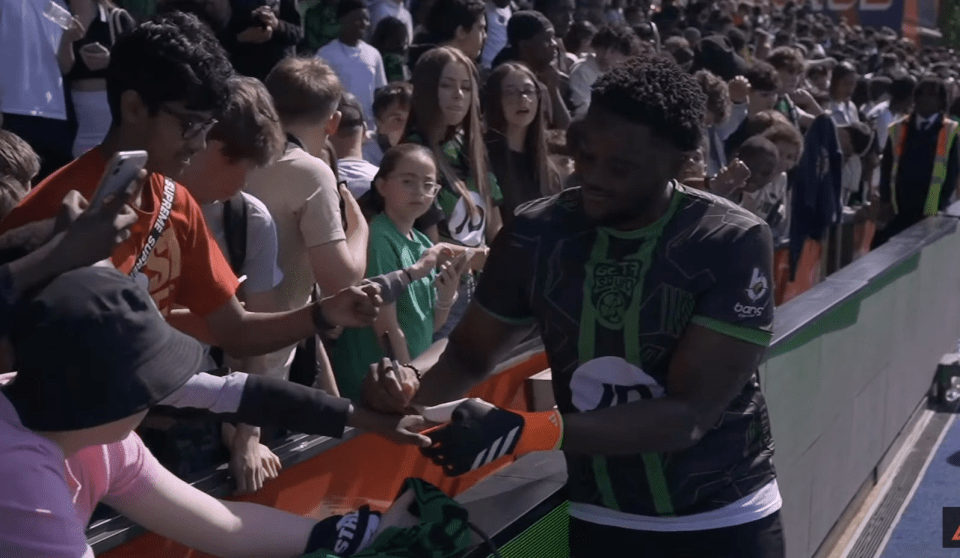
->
<box><xmin>591</xmin><ymin>261</ymin><xmax>641</xmax><ymax>328</ymax></box>
<box><xmin>570</xmin><ymin>356</ymin><xmax>665</xmax><ymax>412</ymax></box>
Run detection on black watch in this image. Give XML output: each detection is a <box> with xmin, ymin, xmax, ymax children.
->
<box><xmin>311</xmin><ymin>300</ymin><xmax>336</xmax><ymax>331</ymax></box>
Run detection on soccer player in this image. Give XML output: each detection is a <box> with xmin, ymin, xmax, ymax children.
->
<box><xmin>364</xmin><ymin>56</ymin><xmax>784</xmax><ymax>557</ymax></box>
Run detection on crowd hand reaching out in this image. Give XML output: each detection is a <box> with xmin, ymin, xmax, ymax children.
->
<box><xmin>711</xmin><ymin>159</ymin><xmax>751</xmax><ymax>199</ymax></box>
<box><xmin>728</xmin><ymin>76</ymin><xmax>751</xmax><ymax>105</ymax></box>
<box><xmin>409</xmin><ymin>243</ymin><xmax>456</xmax><ymax>280</ymax></box>
<box><xmin>350</xmin><ymin>402</ymin><xmax>431</xmax><ymax>447</ymax></box>
<box><xmin>49</xmin><ymin>175</ymin><xmax>143</xmax><ymax>274</ymax></box>
<box><xmin>229</xmin><ymin>426</ymin><xmax>281</xmax><ymax>495</ymax></box>
<box><xmin>318</xmin><ymin>282</ymin><xmax>383</xmax><ymax>328</ymax></box>
<box><xmin>435</xmin><ymin>251</ymin><xmax>469</xmax><ymax>305</ymax></box>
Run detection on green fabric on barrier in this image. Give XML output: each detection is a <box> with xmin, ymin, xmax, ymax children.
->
<box><xmin>301</xmin><ymin>478</ymin><xmax>472</xmax><ymax>558</ymax></box>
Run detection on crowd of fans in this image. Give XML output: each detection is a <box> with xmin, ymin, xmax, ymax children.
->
<box><xmin>2</xmin><ymin>0</ymin><xmax>960</xmax><ymax>555</ymax></box>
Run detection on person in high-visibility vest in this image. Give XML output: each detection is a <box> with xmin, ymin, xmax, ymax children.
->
<box><xmin>872</xmin><ymin>76</ymin><xmax>959</xmax><ymax>248</ymax></box>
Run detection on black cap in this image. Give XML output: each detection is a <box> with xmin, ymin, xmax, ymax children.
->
<box><xmin>338</xmin><ymin>92</ymin><xmax>366</xmax><ymax>129</ymax></box>
<box><xmin>337</xmin><ymin>0</ymin><xmax>366</xmax><ymax>20</ymax></box>
<box><xmin>507</xmin><ymin>11</ymin><xmax>553</xmax><ymax>45</ymax></box>
<box><xmin>693</xmin><ymin>35</ymin><xmax>748</xmax><ymax>81</ymax></box>
<box><xmin>5</xmin><ymin>267</ymin><xmax>204</xmax><ymax>431</ymax></box>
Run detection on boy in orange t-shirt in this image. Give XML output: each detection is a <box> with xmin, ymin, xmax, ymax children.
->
<box><xmin>0</xmin><ymin>12</ymin><xmax>380</xmax><ymax>358</ymax></box>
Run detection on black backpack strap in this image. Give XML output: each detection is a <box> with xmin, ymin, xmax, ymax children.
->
<box><xmin>222</xmin><ymin>192</ymin><xmax>248</xmax><ymax>276</ymax></box>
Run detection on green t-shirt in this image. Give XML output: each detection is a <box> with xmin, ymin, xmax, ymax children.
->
<box><xmin>332</xmin><ymin>214</ymin><xmax>436</xmax><ymax>401</ymax></box>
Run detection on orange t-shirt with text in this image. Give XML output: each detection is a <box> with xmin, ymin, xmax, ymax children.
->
<box><xmin>0</xmin><ymin>148</ymin><xmax>239</xmax><ymax>317</ymax></box>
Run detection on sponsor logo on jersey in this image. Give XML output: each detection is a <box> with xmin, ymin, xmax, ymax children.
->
<box><xmin>734</xmin><ymin>301</ymin><xmax>767</xmax><ymax>319</ymax></box>
<box><xmin>570</xmin><ymin>356</ymin><xmax>665</xmax><ymax>412</ymax></box>
<box><xmin>592</xmin><ymin>261</ymin><xmax>641</xmax><ymax>328</ymax></box>
<box><xmin>746</xmin><ymin>267</ymin><xmax>769</xmax><ymax>302</ymax></box>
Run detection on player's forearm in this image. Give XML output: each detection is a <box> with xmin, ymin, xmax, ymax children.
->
<box><xmin>560</xmin><ymin>398</ymin><xmax>701</xmax><ymax>456</ymax></box>
<box><xmin>411</xmin><ymin>338</ymin><xmax>486</xmax><ymax>406</ymax></box>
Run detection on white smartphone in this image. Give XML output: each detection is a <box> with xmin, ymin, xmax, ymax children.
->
<box><xmin>79</xmin><ymin>42</ymin><xmax>109</xmax><ymax>56</ymax></box>
<box><xmin>89</xmin><ymin>150</ymin><xmax>148</xmax><ymax>210</ymax></box>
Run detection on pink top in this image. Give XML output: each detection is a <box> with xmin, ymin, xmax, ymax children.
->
<box><xmin>0</xmin><ymin>392</ymin><xmax>92</xmax><ymax>558</ymax></box>
<box><xmin>64</xmin><ymin>430</ymin><xmax>159</xmax><ymax>527</ymax></box>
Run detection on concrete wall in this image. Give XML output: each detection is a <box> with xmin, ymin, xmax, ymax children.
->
<box><xmin>763</xmin><ymin>214</ymin><xmax>960</xmax><ymax>558</ymax></box>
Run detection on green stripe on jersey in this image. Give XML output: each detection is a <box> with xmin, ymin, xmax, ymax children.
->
<box><xmin>690</xmin><ymin>315</ymin><xmax>773</xmax><ymax>346</ymax></box>
<box><xmin>577</xmin><ymin>190</ymin><xmax>685</xmax><ymax>517</ymax></box>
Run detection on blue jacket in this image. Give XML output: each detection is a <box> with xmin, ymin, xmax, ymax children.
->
<box><xmin>788</xmin><ymin>114</ymin><xmax>843</xmax><ymax>279</ymax></box>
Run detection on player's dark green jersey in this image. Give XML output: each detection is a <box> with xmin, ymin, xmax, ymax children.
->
<box><xmin>473</xmin><ymin>183</ymin><xmax>777</xmax><ymax>518</ymax></box>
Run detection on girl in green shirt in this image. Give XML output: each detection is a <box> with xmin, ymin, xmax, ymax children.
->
<box><xmin>332</xmin><ymin>144</ymin><xmax>465</xmax><ymax>401</ymax></box>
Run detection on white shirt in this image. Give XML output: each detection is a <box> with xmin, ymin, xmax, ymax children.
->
<box><xmin>337</xmin><ymin>157</ymin><xmax>380</xmax><ymax>199</ymax></box>
<box><xmin>317</xmin><ymin>40</ymin><xmax>388</xmax><ymax>130</ymax></box>
<box><xmin>0</xmin><ymin>0</ymin><xmax>67</xmax><ymax>119</ymax></box>
<box><xmin>569</xmin><ymin>54</ymin><xmax>602</xmax><ymax>119</ymax></box>
<box><xmin>866</xmin><ymin>100</ymin><xmax>895</xmax><ymax>149</ymax></box>
<box><xmin>201</xmin><ymin>192</ymin><xmax>284</xmax><ymax>295</ymax></box>
<box><xmin>829</xmin><ymin>100</ymin><xmax>860</xmax><ymax>126</ymax></box>
<box><xmin>368</xmin><ymin>0</ymin><xmax>414</xmax><ymax>47</ymax></box>
<box><xmin>569</xmin><ymin>480</ymin><xmax>782</xmax><ymax>532</ymax></box>
<box><xmin>915</xmin><ymin>112</ymin><xmax>941</xmax><ymax>132</ymax></box>
<box><xmin>480</xmin><ymin>2</ymin><xmax>511</xmax><ymax>69</ymax></box>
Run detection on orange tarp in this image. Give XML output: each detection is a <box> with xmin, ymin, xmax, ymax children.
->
<box><xmin>100</xmin><ymin>352</ymin><xmax>549</xmax><ymax>558</ymax></box>
<box><xmin>774</xmin><ymin>239</ymin><xmax>824</xmax><ymax>306</ymax></box>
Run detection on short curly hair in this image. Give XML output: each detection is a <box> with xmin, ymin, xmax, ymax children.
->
<box><xmin>591</xmin><ymin>56</ymin><xmax>706</xmax><ymax>152</ymax></box>
<box><xmin>107</xmin><ymin>12</ymin><xmax>233</xmax><ymax>123</ymax></box>
<box><xmin>767</xmin><ymin>46</ymin><xmax>805</xmax><ymax>75</ymax></box>
<box><xmin>745</xmin><ymin>61</ymin><xmax>781</xmax><ymax>92</ymax></box>
<box><xmin>591</xmin><ymin>24</ymin><xmax>643</xmax><ymax>56</ymax></box>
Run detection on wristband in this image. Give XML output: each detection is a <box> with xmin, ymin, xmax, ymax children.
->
<box><xmin>311</xmin><ymin>300</ymin><xmax>336</xmax><ymax>331</ymax></box>
<box><xmin>514</xmin><ymin>408</ymin><xmax>564</xmax><ymax>455</ymax></box>
<box><xmin>403</xmin><ymin>363</ymin><xmax>421</xmax><ymax>381</ymax></box>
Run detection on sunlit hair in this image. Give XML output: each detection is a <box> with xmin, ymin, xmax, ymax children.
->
<box><xmin>405</xmin><ymin>46</ymin><xmax>490</xmax><ymax>218</ymax></box>
<box><xmin>483</xmin><ymin>63</ymin><xmax>555</xmax><ymax>197</ymax></box>
<box><xmin>208</xmin><ymin>76</ymin><xmax>285</xmax><ymax>167</ymax></box>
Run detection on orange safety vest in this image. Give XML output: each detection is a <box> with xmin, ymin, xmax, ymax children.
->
<box><xmin>887</xmin><ymin>116</ymin><xmax>960</xmax><ymax>216</ymax></box>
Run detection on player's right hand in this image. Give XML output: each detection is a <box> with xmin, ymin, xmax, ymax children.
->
<box><xmin>361</xmin><ymin>357</ymin><xmax>419</xmax><ymax>415</ymax></box>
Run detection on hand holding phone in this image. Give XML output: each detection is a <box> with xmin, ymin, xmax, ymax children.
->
<box><xmin>89</xmin><ymin>150</ymin><xmax>148</xmax><ymax>211</ymax></box>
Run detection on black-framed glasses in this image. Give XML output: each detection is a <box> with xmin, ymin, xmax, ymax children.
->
<box><xmin>160</xmin><ymin>105</ymin><xmax>218</xmax><ymax>140</ymax></box>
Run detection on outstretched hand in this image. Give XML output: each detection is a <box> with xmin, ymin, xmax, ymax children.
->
<box><xmin>350</xmin><ymin>404</ymin><xmax>432</xmax><ymax>447</ymax></box>
<box><xmin>319</xmin><ymin>282</ymin><xmax>383</xmax><ymax>328</ymax></box>
<box><xmin>50</xmin><ymin>174</ymin><xmax>143</xmax><ymax>273</ymax></box>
